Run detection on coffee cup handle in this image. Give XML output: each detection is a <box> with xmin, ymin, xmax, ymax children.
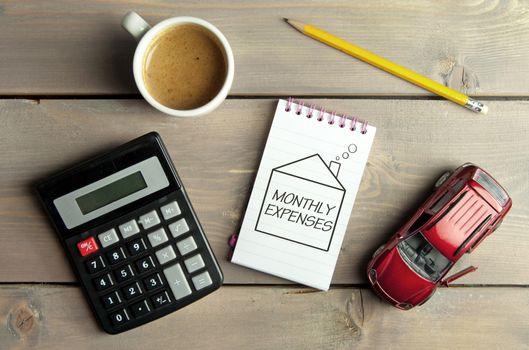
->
<box><xmin>121</xmin><ymin>11</ymin><xmax>152</xmax><ymax>42</ymax></box>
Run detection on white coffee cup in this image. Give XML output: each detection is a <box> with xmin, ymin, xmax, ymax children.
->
<box><xmin>121</xmin><ymin>11</ymin><xmax>234</xmax><ymax>117</ymax></box>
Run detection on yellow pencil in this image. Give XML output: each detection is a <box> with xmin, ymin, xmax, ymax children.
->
<box><xmin>285</xmin><ymin>18</ymin><xmax>488</xmax><ymax>115</ymax></box>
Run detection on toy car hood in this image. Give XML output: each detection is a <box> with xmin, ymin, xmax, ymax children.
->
<box><xmin>374</xmin><ymin>248</ymin><xmax>435</xmax><ymax>304</ymax></box>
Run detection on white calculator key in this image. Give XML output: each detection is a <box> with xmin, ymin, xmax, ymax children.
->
<box><xmin>119</xmin><ymin>219</ymin><xmax>140</xmax><ymax>238</ymax></box>
<box><xmin>184</xmin><ymin>254</ymin><xmax>205</xmax><ymax>273</ymax></box>
<box><xmin>163</xmin><ymin>264</ymin><xmax>192</xmax><ymax>300</ymax></box>
<box><xmin>192</xmin><ymin>271</ymin><xmax>212</xmax><ymax>291</ymax></box>
<box><xmin>160</xmin><ymin>201</ymin><xmax>181</xmax><ymax>220</ymax></box>
<box><xmin>168</xmin><ymin>218</ymin><xmax>189</xmax><ymax>238</ymax></box>
<box><xmin>155</xmin><ymin>245</ymin><xmax>177</xmax><ymax>265</ymax></box>
<box><xmin>147</xmin><ymin>228</ymin><xmax>168</xmax><ymax>248</ymax></box>
<box><xmin>98</xmin><ymin>229</ymin><xmax>119</xmax><ymax>248</ymax></box>
<box><xmin>138</xmin><ymin>210</ymin><xmax>161</xmax><ymax>229</ymax></box>
<box><xmin>176</xmin><ymin>236</ymin><xmax>197</xmax><ymax>256</ymax></box>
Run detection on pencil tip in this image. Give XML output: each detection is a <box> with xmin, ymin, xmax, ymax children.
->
<box><xmin>283</xmin><ymin>17</ymin><xmax>289</xmax><ymax>22</ymax></box>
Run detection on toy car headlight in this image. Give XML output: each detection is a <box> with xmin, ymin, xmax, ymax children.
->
<box><xmin>397</xmin><ymin>303</ymin><xmax>413</xmax><ymax>310</ymax></box>
<box><xmin>369</xmin><ymin>269</ymin><xmax>377</xmax><ymax>283</ymax></box>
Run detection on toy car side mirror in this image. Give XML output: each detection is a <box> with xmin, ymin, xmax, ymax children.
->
<box><xmin>441</xmin><ymin>266</ymin><xmax>478</xmax><ymax>286</ymax></box>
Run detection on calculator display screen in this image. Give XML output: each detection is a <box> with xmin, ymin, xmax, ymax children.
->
<box><xmin>54</xmin><ymin>156</ymin><xmax>170</xmax><ymax>229</ymax></box>
<box><xmin>76</xmin><ymin>172</ymin><xmax>147</xmax><ymax>215</ymax></box>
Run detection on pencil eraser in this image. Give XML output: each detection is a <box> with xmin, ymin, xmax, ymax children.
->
<box><xmin>480</xmin><ymin>105</ymin><xmax>489</xmax><ymax>115</ymax></box>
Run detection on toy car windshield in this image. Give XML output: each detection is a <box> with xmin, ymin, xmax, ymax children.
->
<box><xmin>397</xmin><ymin>232</ymin><xmax>452</xmax><ymax>282</ymax></box>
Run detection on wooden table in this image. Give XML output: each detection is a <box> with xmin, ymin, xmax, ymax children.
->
<box><xmin>1</xmin><ymin>1</ymin><xmax>528</xmax><ymax>348</ymax></box>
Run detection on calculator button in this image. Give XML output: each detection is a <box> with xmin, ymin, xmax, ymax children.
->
<box><xmin>192</xmin><ymin>271</ymin><xmax>213</xmax><ymax>291</ymax></box>
<box><xmin>101</xmin><ymin>291</ymin><xmax>122</xmax><ymax>309</ymax></box>
<box><xmin>107</xmin><ymin>247</ymin><xmax>127</xmax><ymax>265</ymax></box>
<box><xmin>131</xmin><ymin>300</ymin><xmax>151</xmax><ymax>318</ymax></box>
<box><xmin>168</xmin><ymin>218</ymin><xmax>190</xmax><ymax>238</ymax></box>
<box><xmin>184</xmin><ymin>254</ymin><xmax>205</xmax><ymax>274</ymax></box>
<box><xmin>85</xmin><ymin>255</ymin><xmax>106</xmax><ymax>274</ymax></box>
<box><xmin>114</xmin><ymin>264</ymin><xmax>135</xmax><ymax>283</ymax></box>
<box><xmin>147</xmin><ymin>228</ymin><xmax>168</xmax><ymax>248</ymax></box>
<box><xmin>163</xmin><ymin>264</ymin><xmax>192</xmax><ymax>300</ymax></box>
<box><xmin>77</xmin><ymin>236</ymin><xmax>99</xmax><ymax>257</ymax></box>
<box><xmin>119</xmin><ymin>219</ymin><xmax>140</xmax><ymax>239</ymax></box>
<box><xmin>98</xmin><ymin>229</ymin><xmax>119</xmax><ymax>248</ymax></box>
<box><xmin>151</xmin><ymin>291</ymin><xmax>172</xmax><ymax>309</ymax></box>
<box><xmin>94</xmin><ymin>273</ymin><xmax>114</xmax><ymax>291</ymax></box>
<box><xmin>123</xmin><ymin>282</ymin><xmax>143</xmax><ymax>300</ymax></box>
<box><xmin>110</xmin><ymin>309</ymin><xmax>130</xmax><ymax>327</ymax></box>
<box><xmin>127</xmin><ymin>237</ymin><xmax>147</xmax><ymax>256</ymax></box>
<box><xmin>143</xmin><ymin>273</ymin><xmax>164</xmax><ymax>291</ymax></box>
<box><xmin>138</xmin><ymin>210</ymin><xmax>161</xmax><ymax>229</ymax></box>
<box><xmin>176</xmin><ymin>236</ymin><xmax>197</xmax><ymax>256</ymax></box>
<box><xmin>155</xmin><ymin>245</ymin><xmax>177</xmax><ymax>265</ymax></box>
<box><xmin>160</xmin><ymin>201</ymin><xmax>181</xmax><ymax>220</ymax></box>
<box><xmin>136</xmin><ymin>255</ymin><xmax>156</xmax><ymax>273</ymax></box>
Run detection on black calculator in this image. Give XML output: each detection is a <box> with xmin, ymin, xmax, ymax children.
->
<box><xmin>36</xmin><ymin>132</ymin><xmax>223</xmax><ymax>334</ymax></box>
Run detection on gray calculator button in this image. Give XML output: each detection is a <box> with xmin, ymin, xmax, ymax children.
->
<box><xmin>184</xmin><ymin>254</ymin><xmax>205</xmax><ymax>273</ymax></box>
<box><xmin>98</xmin><ymin>229</ymin><xmax>119</xmax><ymax>248</ymax></box>
<box><xmin>155</xmin><ymin>245</ymin><xmax>177</xmax><ymax>265</ymax></box>
<box><xmin>160</xmin><ymin>201</ymin><xmax>181</xmax><ymax>220</ymax></box>
<box><xmin>147</xmin><ymin>228</ymin><xmax>168</xmax><ymax>248</ymax></box>
<box><xmin>192</xmin><ymin>271</ymin><xmax>212</xmax><ymax>291</ymax></box>
<box><xmin>168</xmin><ymin>218</ymin><xmax>189</xmax><ymax>238</ymax></box>
<box><xmin>176</xmin><ymin>236</ymin><xmax>197</xmax><ymax>256</ymax></box>
<box><xmin>163</xmin><ymin>264</ymin><xmax>192</xmax><ymax>300</ymax></box>
<box><xmin>119</xmin><ymin>219</ymin><xmax>140</xmax><ymax>238</ymax></box>
<box><xmin>138</xmin><ymin>210</ymin><xmax>161</xmax><ymax>229</ymax></box>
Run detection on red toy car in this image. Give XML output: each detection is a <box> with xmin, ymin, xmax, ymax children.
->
<box><xmin>367</xmin><ymin>163</ymin><xmax>512</xmax><ymax>310</ymax></box>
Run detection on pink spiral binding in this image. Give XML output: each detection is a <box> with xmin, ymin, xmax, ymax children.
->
<box><xmin>350</xmin><ymin>116</ymin><xmax>358</xmax><ymax>131</ymax></box>
<box><xmin>360</xmin><ymin>120</ymin><xmax>368</xmax><ymax>134</ymax></box>
<box><xmin>328</xmin><ymin>111</ymin><xmax>336</xmax><ymax>125</ymax></box>
<box><xmin>284</xmin><ymin>98</ymin><xmax>370</xmax><ymax>135</ymax></box>
<box><xmin>295</xmin><ymin>101</ymin><xmax>304</xmax><ymax>115</ymax></box>
<box><xmin>339</xmin><ymin>114</ymin><xmax>347</xmax><ymax>128</ymax></box>
<box><xmin>285</xmin><ymin>97</ymin><xmax>293</xmax><ymax>112</ymax></box>
<box><xmin>307</xmin><ymin>104</ymin><xmax>315</xmax><ymax>118</ymax></box>
<box><xmin>317</xmin><ymin>107</ymin><xmax>326</xmax><ymax>122</ymax></box>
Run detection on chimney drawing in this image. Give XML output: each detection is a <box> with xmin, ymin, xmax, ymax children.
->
<box><xmin>328</xmin><ymin>161</ymin><xmax>341</xmax><ymax>177</ymax></box>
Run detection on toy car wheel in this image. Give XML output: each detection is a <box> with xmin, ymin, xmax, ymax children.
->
<box><xmin>372</xmin><ymin>245</ymin><xmax>384</xmax><ymax>258</ymax></box>
<box><xmin>434</xmin><ymin>171</ymin><xmax>452</xmax><ymax>189</ymax></box>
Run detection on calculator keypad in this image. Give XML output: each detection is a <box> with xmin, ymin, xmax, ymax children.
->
<box><xmin>94</xmin><ymin>274</ymin><xmax>114</xmax><ymax>291</ymax></box>
<box><xmin>107</xmin><ymin>247</ymin><xmax>127</xmax><ymax>265</ymax></box>
<box><xmin>114</xmin><ymin>264</ymin><xmax>135</xmax><ymax>283</ymax></box>
<box><xmin>119</xmin><ymin>219</ymin><xmax>140</xmax><ymax>239</ymax></box>
<box><xmin>98</xmin><ymin>229</ymin><xmax>120</xmax><ymax>248</ymax></box>
<box><xmin>86</xmin><ymin>255</ymin><xmax>106</xmax><ymax>274</ymax></box>
<box><xmin>127</xmin><ymin>238</ymin><xmax>147</xmax><ymax>256</ymax></box>
<box><xmin>155</xmin><ymin>245</ymin><xmax>176</xmax><ymax>265</ymax></box>
<box><xmin>102</xmin><ymin>291</ymin><xmax>122</xmax><ymax>309</ymax></box>
<box><xmin>136</xmin><ymin>256</ymin><xmax>156</xmax><ymax>273</ymax></box>
<box><xmin>138</xmin><ymin>210</ymin><xmax>161</xmax><ymax>229</ymax></box>
<box><xmin>70</xmin><ymin>195</ymin><xmax>221</xmax><ymax>333</ymax></box>
<box><xmin>123</xmin><ymin>282</ymin><xmax>143</xmax><ymax>300</ymax></box>
<box><xmin>168</xmin><ymin>218</ymin><xmax>189</xmax><ymax>238</ymax></box>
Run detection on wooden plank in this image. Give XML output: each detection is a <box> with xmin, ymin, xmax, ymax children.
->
<box><xmin>0</xmin><ymin>285</ymin><xmax>528</xmax><ymax>349</ymax></box>
<box><xmin>0</xmin><ymin>98</ymin><xmax>528</xmax><ymax>284</ymax></box>
<box><xmin>1</xmin><ymin>1</ymin><xmax>529</xmax><ymax>96</ymax></box>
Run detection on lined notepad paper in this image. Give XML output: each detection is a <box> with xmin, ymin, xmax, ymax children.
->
<box><xmin>231</xmin><ymin>99</ymin><xmax>376</xmax><ymax>290</ymax></box>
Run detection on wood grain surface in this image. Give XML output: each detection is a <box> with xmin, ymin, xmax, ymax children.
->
<box><xmin>1</xmin><ymin>0</ymin><xmax>529</xmax><ymax>96</ymax></box>
<box><xmin>1</xmin><ymin>285</ymin><xmax>528</xmax><ymax>349</ymax></box>
<box><xmin>1</xmin><ymin>98</ymin><xmax>527</xmax><ymax>284</ymax></box>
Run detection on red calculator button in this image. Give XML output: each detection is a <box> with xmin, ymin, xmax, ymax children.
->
<box><xmin>77</xmin><ymin>237</ymin><xmax>99</xmax><ymax>257</ymax></box>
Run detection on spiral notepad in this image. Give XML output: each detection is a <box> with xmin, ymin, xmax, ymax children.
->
<box><xmin>231</xmin><ymin>98</ymin><xmax>376</xmax><ymax>290</ymax></box>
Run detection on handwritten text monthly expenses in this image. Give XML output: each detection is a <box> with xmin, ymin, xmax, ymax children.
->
<box><xmin>263</xmin><ymin>190</ymin><xmax>337</xmax><ymax>231</ymax></box>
